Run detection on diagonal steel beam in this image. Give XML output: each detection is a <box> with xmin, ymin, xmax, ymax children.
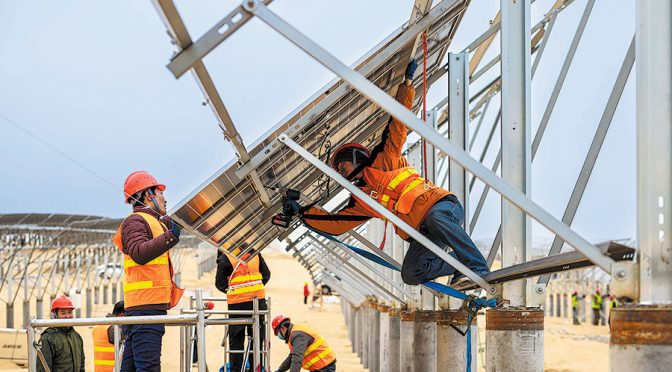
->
<box><xmin>152</xmin><ymin>0</ymin><xmax>271</xmax><ymax>206</ymax></box>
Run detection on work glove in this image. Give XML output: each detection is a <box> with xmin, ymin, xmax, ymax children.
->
<box><xmin>162</xmin><ymin>217</ymin><xmax>181</xmax><ymax>238</ymax></box>
<box><xmin>405</xmin><ymin>58</ymin><xmax>418</xmax><ymax>81</ymax></box>
<box><xmin>282</xmin><ymin>198</ymin><xmax>303</xmax><ymax>217</ymax></box>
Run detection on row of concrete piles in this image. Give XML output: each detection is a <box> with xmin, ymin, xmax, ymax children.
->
<box><xmin>341</xmin><ymin>299</ymin><xmax>544</xmax><ymax>371</ymax></box>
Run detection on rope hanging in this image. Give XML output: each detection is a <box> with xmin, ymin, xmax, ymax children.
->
<box><xmin>421</xmin><ymin>31</ymin><xmax>430</xmax><ymax>183</ymax></box>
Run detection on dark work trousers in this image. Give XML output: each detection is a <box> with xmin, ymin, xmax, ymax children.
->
<box><xmin>304</xmin><ymin>296</ymin><xmax>308</xmax><ymax>305</ymax></box>
<box><xmin>592</xmin><ymin>308</ymin><xmax>601</xmax><ymax>325</ymax></box>
<box><xmin>120</xmin><ymin>309</ymin><xmax>166</xmax><ymax>372</ymax></box>
<box><xmin>401</xmin><ymin>196</ymin><xmax>490</xmax><ymax>285</ymax></box>
<box><xmin>314</xmin><ymin>361</ymin><xmax>337</xmax><ymax>372</ymax></box>
<box><xmin>228</xmin><ymin>299</ymin><xmax>267</xmax><ymax>372</ymax></box>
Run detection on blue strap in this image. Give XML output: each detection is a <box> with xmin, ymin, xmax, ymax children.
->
<box><xmin>312</xmin><ymin>230</ymin><xmax>496</xmax><ymax>372</ymax></box>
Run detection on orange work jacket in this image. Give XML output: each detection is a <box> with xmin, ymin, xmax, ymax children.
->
<box><xmin>226</xmin><ymin>253</ymin><xmax>266</xmax><ymax>305</ymax></box>
<box><xmin>301</xmin><ymin>83</ymin><xmax>451</xmax><ymax>240</ymax></box>
<box><xmin>288</xmin><ymin>324</ymin><xmax>336</xmax><ymax>371</ymax></box>
<box><xmin>113</xmin><ymin>212</ymin><xmax>184</xmax><ymax>309</ymax></box>
<box><xmin>92</xmin><ymin>325</ymin><xmax>114</xmax><ymax>372</ymax></box>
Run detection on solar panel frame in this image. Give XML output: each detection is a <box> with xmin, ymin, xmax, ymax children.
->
<box><xmin>170</xmin><ymin>1</ymin><xmax>469</xmax><ymax>260</ymax></box>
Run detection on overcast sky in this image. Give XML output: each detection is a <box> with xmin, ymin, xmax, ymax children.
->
<box><xmin>0</xmin><ymin>0</ymin><xmax>635</xmax><ymax>242</ymax></box>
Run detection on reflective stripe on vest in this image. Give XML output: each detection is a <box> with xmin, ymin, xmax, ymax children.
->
<box><xmin>288</xmin><ymin>324</ymin><xmax>336</xmax><ymax>371</ymax></box>
<box><xmin>92</xmin><ymin>325</ymin><xmax>115</xmax><ymax>372</ymax></box>
<box><xmin>226</xmin><ymin>254</ymin><xmax>266</xmax><ymax>305</ymax></box>
<box><xmin>112</xmin><ymin>212</ymin><xmax>184</xmax><ymax>308</ymax></box>
<box><xmin>362</xmin><ymin>166</ymin><xmax>434</xmax><ymax>215</ymax></box>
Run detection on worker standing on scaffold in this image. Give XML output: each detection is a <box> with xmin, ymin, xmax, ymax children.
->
<box><xmin>215</xmin><ymin>243</ymin><xmax>271</xmax><ymax>372</ymax></box>
<box><xmin>113</xmin><ymin>171</ymin><xmax>184</xmax><ymax>372</ymax></box>
<box><xmin>281</xmin><ymin>60</ymin><xmax>490</xmax><ymax>287</ymax></box>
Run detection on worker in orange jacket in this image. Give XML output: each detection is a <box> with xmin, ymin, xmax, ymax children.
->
<box><xmin>282</xmin><ymin>60</ymin><xmax>489</xmax><ymax>287</ymax></box>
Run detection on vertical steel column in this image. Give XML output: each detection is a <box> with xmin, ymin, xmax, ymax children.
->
<box><xmin>114</xmin><ymin>325</ymin><xmax>121</xmax><ymax>372</ymax></box>
<box><xmin>486</xmin><ymin>308</ymin><xmax>544</xmax><ymax>371</ymax></box>
<box><xmin>388</xmin><ymin>308</ymin><xmax>401</xmax><ymax>372</ymax></box>
<box><xmin>413</xmin><ymin>310</ymin><xmax>437</xmax><ymax>372</ymax></box>
<box><xmin>555</xmin><ymin>292</ymin><xmax>561</xmax><ymax>318</ymax></box>
<box><xmin>23</xmin><ymin>256</ymin><xmax>30</xmax><ymax>327</ymax></box>
<box><xmin>400</xmin><ymin>310</ymin><xmax>415</xmax><ymax>372</ymax></box>
<box><xmin>447</xmin><ymin>52</ymin><xmax>470</xmax><ymax>231</ymax></box>
<box><xmin>500</xmin><ymin>0</ymin><xmax>532</xmax><ymax>306</ymax></box>
<box><xmin>379</xmin><ymin>304</ymin><xmax>391</xmax><ymax>372</ymax></box>
<box><xmin>611</xmin><ymin>1</ymin><xmax>672</xmax><ymax>369</ymax></box>
<box><xmin>362</xmin><ymin>302</ymin><xmax>369</xmax><ymax>368</ymax></box>
<box><xmin>368</xmin><ymin>302</ymin><xmax>380</xmax><ymax>372</ymax></box>
<box><xmin>437</xmin><ymin>310</ymin><xmax>477</xmax><ymax>371</ymax></box>
<box><xmin>27</xmin><ymin>319</ymin><xmax>36</xmax><ymax>371</ymax></box>
<box><xmin>86</xmin><ymin>257</ymin><xmax>92</xmax><ymax>318</ymax></box>
<box><xmin>195</xmin><ymin>290</ymin><xmax>206</xmax><ymax>372</ymax></box>
<box><xmin>252</xmin><ymin>297</ymin><xmax>261</xmax><ymax>372</ymax></box>
<box><xmin>355</xmin><ymin>305</ymin><xmax>362</xmax><ymax>358</ymax></box>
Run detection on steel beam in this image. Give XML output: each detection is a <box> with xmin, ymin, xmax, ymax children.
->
<box><xmin>500</xmin><ymin>0</ymin><xmax>532</xmax><ymax>305</ymax></box>
<box><xmin>447</xmin><ymin>52</ymin><xmax>470</xmax><ymax>231</ymax></box>
<box><xmin>152</xmin><ymin>0</ymin><xmax>271</xmax><ymax>206</ymax></box>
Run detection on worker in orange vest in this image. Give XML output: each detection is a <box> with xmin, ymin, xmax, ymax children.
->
<box><xmin>92</xmin><ymin>301</ymin><xmax>125</xmax><ymax>372</ymax></box>
<box><xmin>281</xmin><ymin>60</ymin><xmax>490</xmax><ymax>287</ymax></box>
<box><xmin>271</xmin><ymin>315</ymin><xmax>336</xmax><ymax>372</ymax></box>
<box><xmin>215</xmin><ymin>244</ymin><xmax>270</xmax><ymax>372</ymax></box>
<box><xmin>113</xmin><ymin>171</ymin><xmax>184</xmax><ymax>372</ymax></box>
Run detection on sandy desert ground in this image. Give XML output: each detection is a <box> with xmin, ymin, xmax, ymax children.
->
<box><xmin>1</xmin><ymin>249</ymin><xmax>612</xmax><ymax>371</ymax></box>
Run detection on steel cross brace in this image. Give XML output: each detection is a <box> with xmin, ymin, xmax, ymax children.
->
<box><xmin>306</xmin><ymin>233</ymin><xmax>413</xmax><ymax>300</ymax></box>
<box><xmin>152</xmin><ymin>0</ymin><xmax>271</xmax><ymax>207</ymax></box>
<box><xmin>243</xmin><ymin>0</ymin><xmax>614</xmax><ymax>272</ymax></box>
<box><xmin>315</xmin><ymin>272</ymin><xmax>365</xmax><ymax>304</ymax></box>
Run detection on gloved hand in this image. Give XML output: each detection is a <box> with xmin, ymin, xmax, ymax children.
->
<box><xmin>169</xmin><ymin>219</ymin><xmax>182</xmax><ymax>238</ymax></box>
<box><xmin>405</xmin><ymin>58</ymin><xmax>418</xmax><ymax>81</ymax></box>
<box><xmin>282</xmin><ymin>198</ymin><xmax>302</xmax><ymax>217</ymax></box>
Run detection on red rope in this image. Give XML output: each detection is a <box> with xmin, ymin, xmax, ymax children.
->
<box><xmin>421</xmin><ymin>31</ymin><xmax>430</xmax><ymax>182</ymax></box>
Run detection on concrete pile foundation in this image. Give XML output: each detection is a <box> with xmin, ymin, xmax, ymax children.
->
<box><xmin>609</xmin><ymin>305</ymin><xmax>672</xmax><ymax>370</ymax></box>
<box><xmin>400</xmin><ymin>310</ymin><xmax>415</xmax><ymax>372</ymax></box>
<box><xmin>414</xmin><ymin>310</ymin><xmax>437</xmax><ymax>372</ymax></box>
<box><xmin>378</xmin><ymin>305</ymin><xmax>391</xmax><ymax>371</ymax></box>
<box><xmin>437</xmin><ymin>309</ymin><xmax>478</xmax><ymax>371</ymax></box>
<box><xmin>387</xmin><ymin>308</ymin><xmax>401</xmax><ymax>372</ymax></box>
<box><xmin>486</xmin><ymin>307</ymin><xmax>544</xmax><ymax>371</ymax></box>
<box><xmin>368</xmin><ymin>302</ymin><xmax>380</xmax><ymax>372</ymax></box>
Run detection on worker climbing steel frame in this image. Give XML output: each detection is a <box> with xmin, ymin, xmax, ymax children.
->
<box><xmin>157</xmin><ymin>0</ymin><xmax>640</xmax><ymax>302</ymax></box>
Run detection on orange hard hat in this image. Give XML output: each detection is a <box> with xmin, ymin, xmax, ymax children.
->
<box><xmin>272</xmin><ymin>314</ymin><xmax>291</xmax><ymax>335</ymax></box>
<box><xmin>51</xmin><ymin>294</ymin><xmax>75</xmax><ymax>312</ymax></box>
<box><xmin>330</xmin><ymin>143</ymin><xmax>371</xmax><ymax>169</ymax></box>
<box><xmin>123</xmin><ymin>171</ymin><xmax>165</xmax><ymax>203</ymax></box>
<box><xmin>205</xmin><ymin>301</ymin><xmax>215</xmax><ymax>310</ymax></box>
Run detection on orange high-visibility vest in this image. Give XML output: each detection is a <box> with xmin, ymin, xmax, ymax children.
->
<box><xmin>113</xmin><ymin>212</ymin><xmax>184</xmax><ymax>309</ymax></box>
<box><xmin>288</xmin><ymin>324</ymin><xmax>336</xmax><ymax>371</ymax></box>
<box><xmin>92</xmin><ymin>325</ymin><xmax>115</xmax><ymax>372</ymax></box>
<box><xmin>226</xmin><ymin>253</ymin><xmax>265</xmax><ymax>305</ymax></box>
<box><xmin>360</xmin><ymin>166</ymin><xmax>435</xmax><ymax>216</ymax></box>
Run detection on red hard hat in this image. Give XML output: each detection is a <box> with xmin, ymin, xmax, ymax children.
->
<box><xmin>51</xmin><ymin>294</ymin><xmax>75</xmax><ymax>312</ymax></box>
<box><xmin>123</xmin><ymin>171</ymin><xmax>165</xmax><ymax>203</ymax></box>
<box><xmin>330</xmin><ymin>143</ymin><xmax>371</xmax><ymax>168</ymax></box>
<box><xmin>205</xmin><ymin>301</ymin><xmax>215</xmax><ymax>310</ymax></box>
<box><xmin>272</xmin><ymin>314</ymin><xmax>291</xmax><ymax>335</ymax></box>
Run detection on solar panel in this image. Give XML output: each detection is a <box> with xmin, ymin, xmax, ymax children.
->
<box><xmin>170</xmin><ymin>1</ymin><xmax>469</xmax><ymax>259</ymax></box>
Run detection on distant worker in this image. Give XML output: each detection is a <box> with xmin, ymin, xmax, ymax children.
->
<box><xmin>571</xmin><ymin>291</ymin><xmax>581</xmax><ymax>325</ymax></box>
<box><xmin>36</xmin><ymin>294</ymin><xmax>85</xmax><ymax>372</ymax></box>
<box><xmin>282</xmin><ymin>60</ymin><xmax>490</xmax><ymax>287</ymax></box>
<box><xmin>303</xmin><ymin>282</ymin><xmax>309</xmax><ymax>305</ymax></box>
<box><xmin>114</xmin><ymin>171</ymin><xmax>184</xmax><ymax>372</ymax></box>
<box><xmin>608</xmin><ymin>294</ymin><xmax>617</xmax><ymax>324</ymax></box>
<box><xmin>591</xmin><ymin>288</ymin><xmax>603</xmax><ymax>326</ymax></box>
<box><xmin>215</xmin><ymin>244</ymin><xmax>271</xmax><ymax>372</ymax></box>
<box><xmin>92</xmin><ymin>301</ymin><xmax>125</xmax><ymax>372</ymax></box>
<box><xmin>272</xmin><ymin>315</ymin><xmax>336</xmax><ymax>372</ymax></box>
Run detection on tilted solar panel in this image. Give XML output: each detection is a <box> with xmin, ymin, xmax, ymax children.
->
<box><xmin>170</xmin><ymin>0</ymin><xmax>469</xmax><ymax>260</ymax></box>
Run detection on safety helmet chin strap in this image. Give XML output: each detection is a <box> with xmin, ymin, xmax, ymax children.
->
<box><xmin>343</xmin><ymin>148</ymin><xmax>369</xmax><ymax>181</ymax></box>
<box><xmin>146</xmin><ymin>188</ymin><xmax>162</xmax><ymax>213</ymax></box>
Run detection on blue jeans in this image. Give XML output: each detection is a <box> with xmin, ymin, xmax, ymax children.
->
<box><xmin>401</xmin><ymin>196</ymin><xmax>489</xmax><ymax>285</ymax></box>
<box><xmin>120</xmin><ymin>309</ymin><xmax>166</xmax><ymax>372</ymax></box>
